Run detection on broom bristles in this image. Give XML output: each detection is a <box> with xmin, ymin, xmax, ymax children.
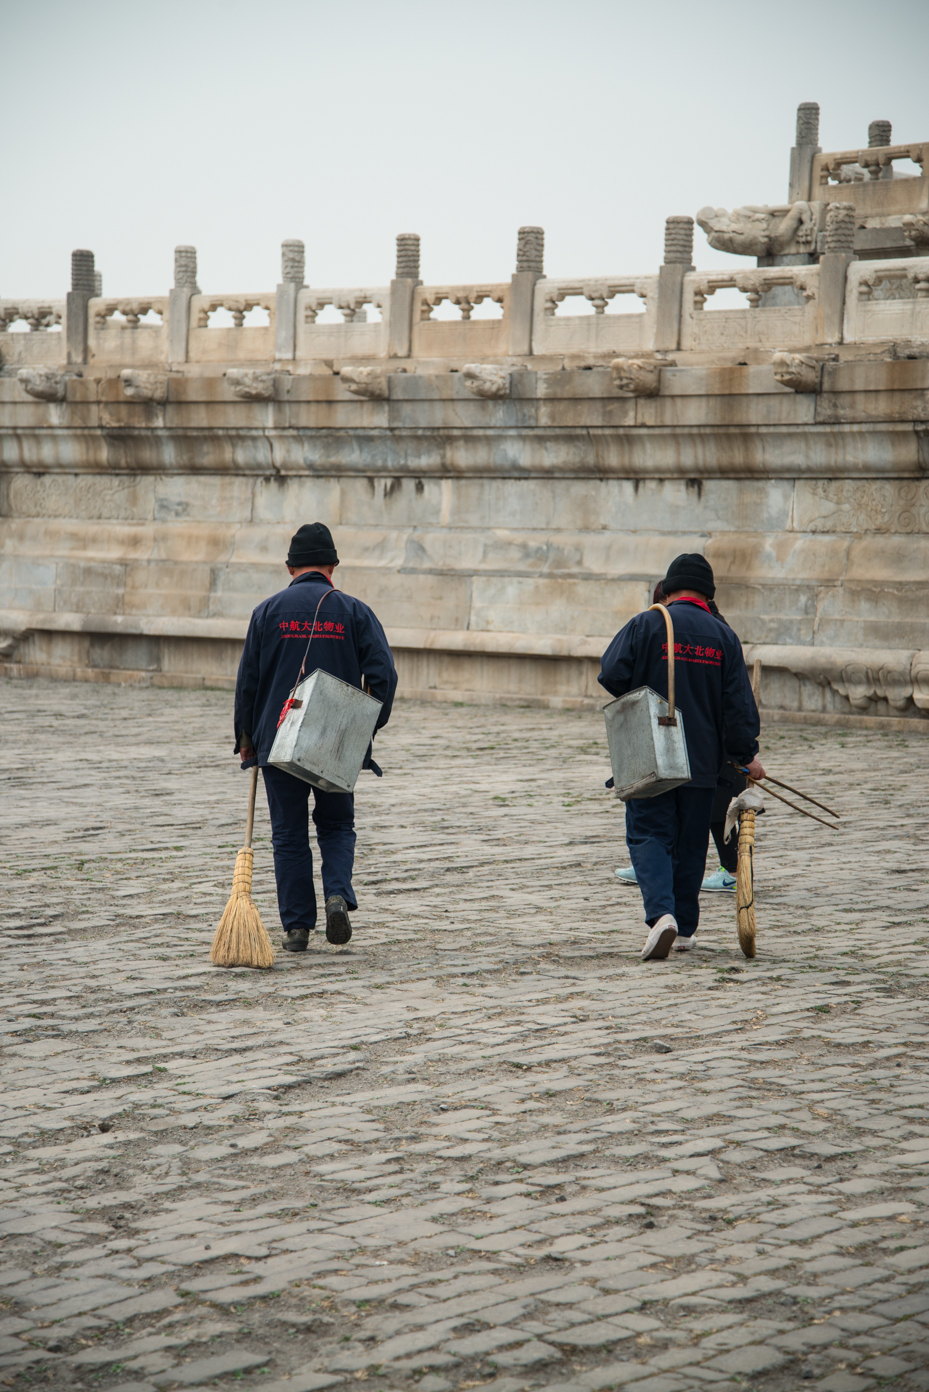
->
<box><xmin>736</xmin><ymin>810</ymin><xmax>757</xmax><ymax>960</ymax></box>
<box><xmin>210</xmin><ymin>847</ymin><xmax>275</xmax><ymax>969</ymax></box>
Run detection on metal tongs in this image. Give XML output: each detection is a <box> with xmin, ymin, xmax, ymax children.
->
<box><xmin>731</xmin><ymin>763</ymin><xmax>840</xmax><ymax>831</ymax></box>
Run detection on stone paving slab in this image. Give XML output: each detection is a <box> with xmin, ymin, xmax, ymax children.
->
<box><xmin>1</xmin><ymin>679</ymin><xmax>929</xmax><ymax>1392</ymax></box>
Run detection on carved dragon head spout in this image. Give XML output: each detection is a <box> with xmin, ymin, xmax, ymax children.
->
<box><xmin>696</xmin><ymin>203</ymin><xmax>815</xmax><ymax>258</ymax></box>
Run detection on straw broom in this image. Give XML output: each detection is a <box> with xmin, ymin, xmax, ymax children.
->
<box><xmin>735</xmin><ymin>658</ymin><xmax>763</xmax><ymax>960</ymax></box>
<box><xmin>210</xmin><ymin>766</ymin><xmax>275</xmax><ymax>969</ymax></box>
<box><xmin>736</xmin><ymin>806</ymin><xmax>757</xmax><ymax>959</ymax></box>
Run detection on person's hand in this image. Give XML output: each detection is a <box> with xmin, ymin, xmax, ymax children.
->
<box><xmin>239</xmin><ymin>742</ymin><xmax>256</xmax><ymax>766</ymax></box>
<box><xmin>744</xmin><ymin>756</ymin><xmax>766</xmax><ymax>781</ymax></box>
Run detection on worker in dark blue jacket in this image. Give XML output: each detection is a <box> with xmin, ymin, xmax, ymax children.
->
<box><xmin>234</xmin><ymin>523</ymin><xmax>398</xmax><ymax>952</ymax></box>
<box><xmin>599</xmin><ymin>553</ymin><xmax>764</xmax><ymax>961</ymax></box>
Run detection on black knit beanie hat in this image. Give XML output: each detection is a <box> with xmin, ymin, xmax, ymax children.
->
<box><xmin>662</xmin><ymin>552</ymin><xmax>715</xmax><ymax>599</ymax></box>
<box><xmin>287</xmin><ymin>522</ymin><xmax>339</xmax><ymax>568</ymax></box>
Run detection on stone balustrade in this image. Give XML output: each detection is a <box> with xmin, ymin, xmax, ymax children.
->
<box><xmin>297</xmin><ymin>287</ymin><xmax>389</xmax><ymax>359</ymax></box>
<box><xmin>845</xmin><ymin>256</ymin><xmax>929</xmax><ymax>342</ymax></box>
<box><xmin>532</xmin><ymin>277</ymin><xmax>658</xmax><ymax>357</ymax></box>
<box><xmin>3</xmin><ymin>226</ymin><xmax>928</xmax><ymax>375</ymax></box>
<box><xmin>682</xmin><ymin>267</ymin><xmax>819</xmax><ymax>352</ymax></box>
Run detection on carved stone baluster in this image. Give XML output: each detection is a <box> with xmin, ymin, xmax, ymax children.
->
<box><xmin>304</xmin><ymin>302</ymin><xmax>319</xmax><ymax>324</ymax></box>
<box><xmin>420</xmin><ymin>296</ymin><xmax>435</xmax><ymax>321</ymax></box>
<box><xmin>456</xmin><ymin>297</ymin><xmax>473</xmax><ymax>321</ymax></box>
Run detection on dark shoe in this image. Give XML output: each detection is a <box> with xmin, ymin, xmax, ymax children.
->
<box><xmin>282</xmin><ymin>928</ymin><xmax>310</xmax><ymax>953</ymax></box>
<box><xmin>325</xmin><ymin>895</ymin><xmax>352</xmax><ymax>945</ymax></box>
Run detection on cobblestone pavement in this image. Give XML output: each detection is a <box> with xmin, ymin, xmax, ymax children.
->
<box><xmin>2</xmin><ymin>679</ymin><xmax>929</xmax><ymax>1392</ymax></box>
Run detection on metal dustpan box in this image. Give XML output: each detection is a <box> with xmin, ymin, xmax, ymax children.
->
<box><xmin>268</xmin><ymin>669</ymin><xmax>383</xmax><ymax>794</ymax></box>
<box><xmin>603</xmin><ymin>685</ymin><xmax>691</xmax><ymax>801</ymax></box>
<box><xmin>602</xmin><ymin>601</ymin><xmax>691</xmax><ymax>802</ymax></box>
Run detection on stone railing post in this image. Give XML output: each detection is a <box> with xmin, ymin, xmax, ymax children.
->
<box><xmin>817</xmin><ymin>202</ymin><xmax>856</xmax><ymax>343</ymax></box>
<box><xmin>275</xmin><ymin>239</ymin><xmax>305</xmax><ymax>360</ymax></box>
<box><xmin>509</xmin><ymin>225</ymin><xmax>544</xmax><ymax>356</ymax></box>
<box><xmin>655</xmin><ymin>217</ymin><xmax>693</xmax><ymax>351</ymax></box>
<box><xmin>788</xmin><ymin>101</ymin><xmax>821</xmax><ymax>203</ymax></box>
<box><xmin>66</xmin><ymin>249</ymin><xmax>94</xmax><ymax>365</ymax></box>
<box><xmin>168</xmin><ymin>245</ymin><xmax>199</xmax><ymax>363</ymax></box>
<box><xmin>388</xmin><ymin>234</ymin><xmax>421</xmax><ymax>358</ymax></box>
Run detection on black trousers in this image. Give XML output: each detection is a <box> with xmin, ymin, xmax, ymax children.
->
<box><xmin>262</xmin><ymin>766</ymin><xmax>357</xmax><ymax>934</ymax></box>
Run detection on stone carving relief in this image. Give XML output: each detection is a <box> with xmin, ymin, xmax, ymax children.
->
<box><xmin>696</xmin><ymin>202</ymin><xmax>816</xmax><ymax>258</ymax></box>
<box><xmin>461</xmin><ymin>364</ymin><xmax>509</xmax><ymax>399</ymax></box>
<box><xmin>610</xmin><ymin>358</ymin><xmax>662</xmax><ymax>396</ymax></box>
<box><xmin>822</xmin><ymin>203</ymin><xmax>856</xmax><ymax>255</ymax></box>
<box><xmin>902</xmin><ymin>216</ymin><xmax>929</xmax><ymax>248</ymax></box>
<box><xmin>799</xmin><ymin>480</ymin><xmax>929</xmax><ymax>535</ymax></box>
<box><xmin>119</xmin><ymin>369</ymin><xmax>168</xmax><ymax>404</ymax></box>
<box><xmin>749</xmin><ymin>645</ymin><xmax>921</xmax><ymax>714</ymax></box>
<box><xmin>224</xmin><ymin>369</ymin><xmax>276</xmax><ymax>400</ymax></box>
<box><xmin>772</xmin><ymin>352</ymin><xmax>820</xmax><ymax>392</ymax></box>
<box><xmin>832</xmin><ymin>658</ymin><xmax>914</xmax><ymax>712</ymax></box>
<box><xmin>911</xmin><ymin>653</ymin><xmax>929</xmax><ymax>711</ymax></box>
<box><xmin>340</xmin><ymin>367</ymin><xmax>389</xmax><ymax>399</ymax></box>
<box><xmin>17</xmin><ymin>367</ymin><xmax>72</xmax><ymax>401</ymax></box>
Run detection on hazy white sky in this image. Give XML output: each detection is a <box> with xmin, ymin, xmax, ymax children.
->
<box><xmin>2</xmin><ymin>0</ymin><xmax>928</xmax><ymax>299</ymax></box>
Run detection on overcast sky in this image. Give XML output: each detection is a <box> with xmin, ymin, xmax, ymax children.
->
<box><xmin>2</xmin><ymin>0</ymin><xmax>928</xmax><ymax>299</ymax></box>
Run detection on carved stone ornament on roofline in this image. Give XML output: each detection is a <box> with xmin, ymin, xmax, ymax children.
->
<box><xmin>119</xmin><ymin>370</ymin><xmax>169</xmax><ymax>404</ymax></box>
<box><xmin>902</xmin><ymin>216</ymin><xmax>929</xmax><ymax>247</ymax></box>
<box><xmin>223</xmin><ymin>370</ymin><xmax>278</xmax><ymax>401</ymax></box>
<box><xmin>696</xmin><ymin>202</ymin><xmax>816</xmax><ymax>258</ymax></box>
<box><xmin>340</xmin><ymin>367</ymin><xmax>389</xmax><ymax>400</ymax></box>
<box><xmin>461</xmin><ymin>364</ymin><xmax>510</xmax><ymax>399</ymax></box>
<box><xmin>610</xmin><ymin>358</ymin><xmax>664</xmax><ymax>397</ymax></box>
<box><xmin>771</xmin><ymin>353</ymin><xmax>821</xmax><ymax>393</ymax></box>
<box><xmin>16</xmin><ymin>368</ymin><xmax>79</xmax><ymax>402</ymax></box>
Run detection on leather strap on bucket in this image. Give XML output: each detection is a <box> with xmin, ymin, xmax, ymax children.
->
<box><xmin>648</xmin><ymin>602</ymin><xmax>677</xmax><ymax>727</ymax></box>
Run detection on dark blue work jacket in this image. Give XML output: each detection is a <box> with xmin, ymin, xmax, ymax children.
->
<box><xmin>234</xmin><ymin>571</ymin><xmax>398</xmax><ymax>771</ymax></box>
<box><xmin>598</xmin><ymin>598</ymin><xmax>759</xmax><ymax>788</ymax></box>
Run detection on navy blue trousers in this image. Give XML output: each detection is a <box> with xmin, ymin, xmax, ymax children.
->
<box><xmin>262</xmin><ymin>766</ymin><xmax>357</xmax><ymax>934</ymax></box>
<box><xmin>625</xmin><ymin>785</ymin><xmax>715</xmax><ymax>938</ymax></box>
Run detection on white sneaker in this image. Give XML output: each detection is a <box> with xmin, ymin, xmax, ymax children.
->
<box><xmin>641</xmin><ymin>914</ymin><xmax>678</xmax><ymax>961</ymax></box>
<box><xmin>673</xmin><ymin>934</ymin><xmax>696</xmax><ymax>952</ymax></box>
<box><xmin>615</xmin><ymin>866</ymin><xmax>638</xmax><ymax>885</ymax></box>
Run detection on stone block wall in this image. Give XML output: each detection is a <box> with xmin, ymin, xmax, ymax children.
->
<box><xmin>1</xmin><ymin>359</ymin><xmax>929</xmax><ymax>728</ymax></box>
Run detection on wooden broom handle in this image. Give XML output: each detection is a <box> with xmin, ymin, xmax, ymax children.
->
<box><xmin>648</xmin><ymin>602</ymin><xmax>676</xmax><ymax>724</ymax></box>
<box><xmin>244</xmin><ymin>765</ymin><xmax>259</xmax><ymax>849</ymax></box>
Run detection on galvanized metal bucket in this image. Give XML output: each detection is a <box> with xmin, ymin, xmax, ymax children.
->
<box><xmin>268</xmin><ymin>668</ymin><xmax>383</xmax><ymax>794</ymax></box>
<box><xmin>603</xmin><ymin>603</ymin><xmax>692</xmax><ymax>801</ymax></box>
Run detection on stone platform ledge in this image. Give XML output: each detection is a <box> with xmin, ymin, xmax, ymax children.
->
<box><xmin>0</xmin><ymin>661</ymin><xmax>236</xmax><ymax>691</ymax></box>
<box><xmin>744</xmin><ymin>642</ymin><xmax>929</xmax><ymax>721</ymax></box>
<box><xmin>0</xmin><ymin>610</ymin><xmax>605</xmax><ymax>662</ymax></box>
<box><xmin>761</xmin><ymin>708</ymin><xmax>929</xmax><ymax>734</ymax></box>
